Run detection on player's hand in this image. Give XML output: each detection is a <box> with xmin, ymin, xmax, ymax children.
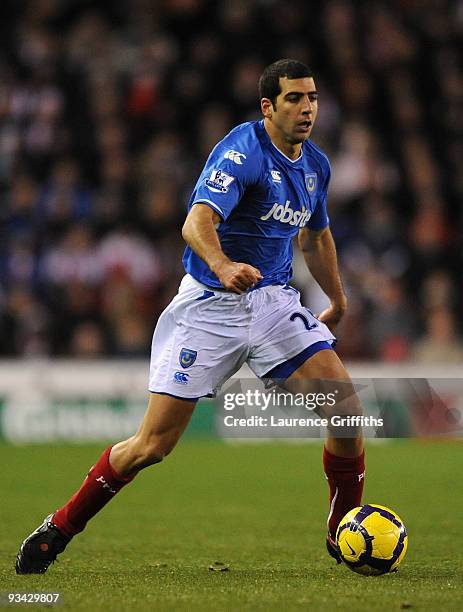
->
<box><xmin>216</xmin><ymin>261</ymin><xmax>263</xmax><ymax>294</ymax></box>
<box><xmin>317</xmin><ymin>300</ymin><xmax>347</xmax><ymax>332</ymax></box>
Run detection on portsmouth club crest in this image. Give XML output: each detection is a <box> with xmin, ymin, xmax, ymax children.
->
<box><xmin>179</xmin><ymin>347</ymin><xmax>197</xmax><ymax>369</ymax></box>
<box><xmin>305</xmin><ymin>172</ymin><xmax>317</xmax><ymax>194</ymax></box>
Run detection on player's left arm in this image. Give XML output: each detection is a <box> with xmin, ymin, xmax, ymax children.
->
<box><xmin>297</xmin><ymin>226</ymin><xmax>347</xmax><ymax>331</ymax></box>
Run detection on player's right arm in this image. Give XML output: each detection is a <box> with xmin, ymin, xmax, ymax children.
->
<box><xmin>182</xmin><ymin>203</ymin><xmax>262</xmax><ymax>294</ymax></box>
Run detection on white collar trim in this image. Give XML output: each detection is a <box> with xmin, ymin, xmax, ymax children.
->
<box><xmin>271</xmin><ymin>141</ymin><xmax>303</xmax><ymax>163</ymax></box>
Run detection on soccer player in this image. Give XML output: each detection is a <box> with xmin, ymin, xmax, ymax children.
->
<box><xmin>16</xmin><ymin>59</ymin><xmax>365</xmax><ymax>574</ymax></box>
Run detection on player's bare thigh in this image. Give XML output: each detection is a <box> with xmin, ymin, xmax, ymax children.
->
<box><xmin>110</xmin><ymin>393</ymin><xmax>197</xmax><ymax>477</ymax></box>
<box><xmin>281</xmin><ymin>349</ymin><xmax>363</xmax><ymax>457</ymax></box>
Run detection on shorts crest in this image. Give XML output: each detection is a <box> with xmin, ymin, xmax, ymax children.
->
<box><xmin>179</xmin><ymin>347</ymin><xmax>197</xmax><ymax>368</ymax></box>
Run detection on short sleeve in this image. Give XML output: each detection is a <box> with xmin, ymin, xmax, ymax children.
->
<box><xmin>305</xmin><ymin>162</ymin><xmax>330</xmax><ymax>231</ymax></box>
<box><xmin>189</xmin><ymin>146</ymin><xmax>256</xmax><ymax>221</ymax></box>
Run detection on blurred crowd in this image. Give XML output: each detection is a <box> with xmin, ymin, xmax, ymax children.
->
<box><xmin>0</xmin><ymin>0</ymin><xmax>462</xmax><ymax>361</ymax></box>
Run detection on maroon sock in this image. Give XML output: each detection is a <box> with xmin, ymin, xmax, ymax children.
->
<box><xmin>323</xmin><ymin>446</ymin><xmax>365</xmax><ymax>538</ymax></box>
<box><xmin>53</xmin><ymin>446</ymin><xmax>136</xmax><ymax>538</ymax></box>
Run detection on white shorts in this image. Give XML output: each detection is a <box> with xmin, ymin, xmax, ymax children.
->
<box><xmin>149</xmin><ymin>274</ymin><xmax>336</xmax><ymax>399</ymax></box>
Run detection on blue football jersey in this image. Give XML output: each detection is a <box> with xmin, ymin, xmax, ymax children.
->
<box><xmin>183</xmin><ymin>120</ymin><xmax>331</xmax><ymax>289</ymax></box>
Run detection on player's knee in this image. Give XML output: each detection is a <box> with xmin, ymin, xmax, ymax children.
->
<box><xmin>135</xmin><ymin>452</ymin><xmax>164</xmax><ymax>470</ymax></box>
<box><xmin>141</xmin><ymin>443</ymin><xmax>168</xmax><ymax>467</ymax></box>
<box><xmin>328</xmin><ymin>436</ymin><xmax>364</xmax><ymax>457</ymax></box>
<box><xmin>133</xmin><ymin>437</ymin><xmax>179</xmax><ymax>470</ymax></box>
<box><xmin>131</xmin><ymin>446</ymin><xmax>164</xmax><ymax>471</ymax></box>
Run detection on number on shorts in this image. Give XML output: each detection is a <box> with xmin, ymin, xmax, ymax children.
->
<box><xmin>290</xmin><ymin>312</ymin><xmax>318</xmax><ymax>331</ymax></box>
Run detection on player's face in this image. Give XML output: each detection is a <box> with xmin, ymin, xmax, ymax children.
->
<box><xmin>264</xmin><ymin>77</ymin><xmax>318</xmax><ymax>145</ymax></box>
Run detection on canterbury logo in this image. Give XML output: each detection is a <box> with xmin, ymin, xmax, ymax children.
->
<box><xmin>224</xmin><ymin>149</ymin><xmax>246</xmax><ymax>164</ymax></box>
<box><xmin>260</xmin><ymin>200</ymin><xmax>311</xmax><ymax>227</ymax></box>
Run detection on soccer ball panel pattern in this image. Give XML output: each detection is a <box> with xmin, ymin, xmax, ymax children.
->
<box><xmin>336</xmin><ymin>504</ymin><xmax>408</xmax><ymax>576</ymax></box>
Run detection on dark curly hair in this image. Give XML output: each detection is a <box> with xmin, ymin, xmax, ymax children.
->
<box><xmin>258</xmin><ymin>59</ymin><xmax>313</xmax><ymax>108</ymax></box>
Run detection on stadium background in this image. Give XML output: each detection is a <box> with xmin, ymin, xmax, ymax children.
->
<box><xmin>0</xmin><ymin>2</ymin><xmax>462</xmax><ymax>610</ymax></box>
<box><xmin>0</xmin><ymin>0</ymin><xmax>461</xmax><ymax>363</ymax></box>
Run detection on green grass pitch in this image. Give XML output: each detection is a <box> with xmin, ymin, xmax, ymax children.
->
<box><xmin>0</xmin><ymin>440</ymin><xmax>461</xmax><ymax>611</ymax></box>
